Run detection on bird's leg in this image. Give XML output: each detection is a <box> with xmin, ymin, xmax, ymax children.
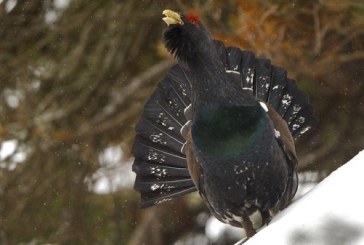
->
<box><xmin>241</xmin><ymin>214</ymin><xmax>256</xmax><ymax>238</ymax></box>
<box><xmin>260</xmin><ymin>209</ymin><xmax>272</xmax><ymax>225</ymax></box>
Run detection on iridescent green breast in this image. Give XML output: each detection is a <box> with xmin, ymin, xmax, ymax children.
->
<box><xmin>192</xmin><ymin>104</ymin><xmax>266</xmax><ymax>158</ymax></box>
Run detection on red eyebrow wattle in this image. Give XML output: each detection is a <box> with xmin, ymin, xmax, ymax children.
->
<box><xmin>187</xmin><ymin>12</ymin><xmax>200</xmax><ymax>26</ymax></box>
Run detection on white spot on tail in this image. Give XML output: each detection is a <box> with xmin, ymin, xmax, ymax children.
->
<box><xmin>282</xmin><ymin>94</ymin><xmax>293</xmax><ymax>108</ymax></box>
<box><xmin>184</xmin><ymin>103</ymin><xmax>191</xmax><ymax>114</ymax></box>
<box><xmin>147</xmin><ymin>151</ymin><xmax>158</xmax><ymax>161</ymax></box>
<box><xmin>259</xmin><ymin>102</ymin><xmax>269</xmax><ymax>112</ymax></box>
<box><xmin>151</xmin><ymin>167</ymin><xmax>167</xmax><ymax>177</ymax></box>
<box><xmin>292</xmin><ymin>124</ymin><xmax>300</xmax><ymax>131</ymax></box>
<box><xmin>293</xmin><ymin>104</ymin><xmax>302</xmax><ymax>113</ymax></box>
<box><xmin>155</xmin><ymin>198</ymin><xmax>172</xmax><ymax>205</ymax></box>
<box><xmin>299</xmin><ymin>126</ymin><xmax>311</xmax><ymax>135</ymax></box>
<box><xmin>151</xmin><ymin>183</ymin><xmax>163</xmax><ymax>191</ymax></box>
<box><xmin>180</xmin><ymin>120</ymin><xmax>192</xmax><ymax>136</ymax></box>
<box><xmin>298</xmin><ymin>116</ymin><xmax>305</xmax><ymax>124</ymax></box>
<box><xmin>242</xmin><ymin>87</ymin><xmax>253</xmax><ymax>92</ymax></box>
<box><xmin>150</xmin><ymin>133</ymin><xmax>167</xmax><ymax>145</ymax></box>
<box><xmin>246</xmin><ymin>68</ymin><xmax>254</xmax><ymax>83</ymax></box>
<box><xmin>181</xmin><ymin>142</ymin><xmax>186</xmax><ymax>153</ymax></box>
<box><xmin>226</xmin><ymin>70</ymin><xmax>240</xmax><ymax>75</ymax></box>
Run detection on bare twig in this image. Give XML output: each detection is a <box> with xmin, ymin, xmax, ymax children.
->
<box><xmin>313</xmin><ymin>4</ymin><xmax>322</xmax><ymax>55</ymax></box>
<box><xmin>91</xmin><ymin>58</ymin><xmax>175</xmax><ymax>124</ymax></box>
<box><xmin>127</xmin><ymin>207</ymin><xmax>161</xmax><ymax>245</ymax></box>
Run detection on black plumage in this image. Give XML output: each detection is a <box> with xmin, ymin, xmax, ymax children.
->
<box><xmin>132</xmin><ymin>9</ymin><xmax>316</xmax><ymax>238</ymax></box>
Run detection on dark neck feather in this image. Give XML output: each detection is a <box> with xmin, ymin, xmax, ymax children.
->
<box><xmin>186</xmin><ymin>46</ymin><xmax>245</xmax><ymax>115</ymax></box>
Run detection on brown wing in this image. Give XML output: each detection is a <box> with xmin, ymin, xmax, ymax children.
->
<box><xmin>265</xmin><ymin>103</ymin><xmax>298</xmax><ymax>213</ymax></box>
<box><xmin>266</xmin><ymin>103</ymin><xmax>296</xmax><ymax>158</ymax></box>
<box><xmin>185</xmin><ymin>128</ymin><xmax>203</xmax><ymax>190</ymax></box>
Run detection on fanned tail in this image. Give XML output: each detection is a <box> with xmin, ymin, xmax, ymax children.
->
<box><xmin>217</xmin><ymin>41</ymin><xmax>317</xmax><ymax>139</ymax></box>
<box><xmin>132</xmin><ymin>66</ymin><xmax>197</xmax><ymax>208</ymax></box>
<box><xmin>133</xmin><ymin>41</ymin><xmax>316</xmax><ymax>208</ymax></box>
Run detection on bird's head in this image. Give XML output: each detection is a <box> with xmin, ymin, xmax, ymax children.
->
<box><xmin>162</xmin><ymin>9</ymin><xmax>212</xmax><ymax>63</ymax></box>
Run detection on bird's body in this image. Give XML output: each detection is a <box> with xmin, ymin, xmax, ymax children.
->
<box><xmin>132</xmin><ymin>9</ymin><xmax>316</xmax><ymax>238</ymax></box>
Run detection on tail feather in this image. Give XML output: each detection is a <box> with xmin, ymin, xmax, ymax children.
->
<box><xmin>261</xmin><ymin>66</ymin><xmax>316</xmax><ymax>137</ymax></box>
<box><xmin>276</xmin><ymin>78</ymin><xmax>297</xmax><ymax>117</ymax></box>
<box><xmin>254</xmin><ymin>58</ymin><xmax>272</xmax><ymax>101</ymax></box>
<box><xmin>132</xmin><ymin>65</ymin><xmax>195</xmax><ymax>208</ymax></box>
<box><xmin>267</xmin><ymin>66</ymin><xmax>287</xmax><ymax>110</ymax></box>
<box><xmin>282</xmin><ymin>85</ymin><xmax>308</xmax><ymax>125</ymax></box>
<box><xmin>138</xmin><ymin>186</ymin><xmax>197</xmax><ymax>208</ymax></box>
<box><xmin>277</xmin><ymin>78</ymin><xmax>317</xmax><ymax>140</ymax></box>
<box><xmin>136</xmin><ymin>118</ymin><xmax>184</xmax><ymax>154</ymax></box>
<box><xmin>239</xmin><ymin>50</ymin><xmax>256</xmax><ymax>90</ymax></box>
<box><xmin>225</xmin><ymin>47</ymin><xmax>243</xmax><ymax>73</ymax></box>
<box><xmin>214</xmin><ymin>40</ymin><xmax>228</xmax><ymax>66</ymax></box>
<box><xmin>135</xmin><ymin>65</ymin><xmax>192</xmax><ymax>155</ymax></box>
<box><xmin>133</xmin><ymin>158</ymin><xmax>192</xmax><ymax>179</ymax></box>
<box><xmin>224</xmin><ymin>45</ymin><xmax>256</xmax><ymax>91</ymax></box>
<box><xmin>290</xmin><ymin>106</ymin><xmax>316</xmax><ymax>139</ymax></box>
<box><xmin>133</xmin><ymin>136</ymin><xmax>186</xmax><ymax>168</ymax></box>
<box><xmin>145</xmin><ymin>87</ymin><xmax>185</xmax><ymax>128</ymax></box>
<box><xmin>165</xmin><ymin>66</ymin><xmax>192</xmax><ymax>107</ymax></box>
<box><xmin>220</xmin><ymin>41</ymin><xmax>316</xmax><ymax>137</ymax></box>
<box><xmin>134</xmin><ymin>177</ymin><xmax>195</xmax><ymax>193</ymax></box>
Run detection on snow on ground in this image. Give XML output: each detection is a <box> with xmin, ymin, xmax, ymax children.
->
<box><xmin>243</xmin><ymin>150</ymin><xmax>364</xmax><ymax>245</ymax></box>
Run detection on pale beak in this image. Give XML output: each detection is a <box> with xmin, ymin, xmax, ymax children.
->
<box><xmin>162</xmin><ymin>9</ymin><xmax>184</xmax><ymax>26</ymax></box>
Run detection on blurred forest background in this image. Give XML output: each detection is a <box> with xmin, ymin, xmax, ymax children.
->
<box><xmin>0</xmin><ymin>0</ymin><xmax>363</xmax><ymax>244</ymax></box>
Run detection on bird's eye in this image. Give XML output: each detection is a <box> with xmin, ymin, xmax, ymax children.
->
<box><xmin>187</xmin><ymin>12</ymin><xmax>200</xmax><ymax>27</ymax></box>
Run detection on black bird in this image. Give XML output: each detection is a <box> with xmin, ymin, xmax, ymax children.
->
<box><xmin>132</xmin><ymin>9</ymin><xmax>316</xmax><ymax>238</ymax></box>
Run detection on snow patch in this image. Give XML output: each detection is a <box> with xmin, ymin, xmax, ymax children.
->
<box><xmin>244</xmin><ymin>150</ymin><xmax>364</xmax><ymax>245</ymax></box>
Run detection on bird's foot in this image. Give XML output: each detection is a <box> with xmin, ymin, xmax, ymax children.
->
<box><xmin>260</xmin><ymin>209</ymin><xmax>272</xmax><ymax>225</ymax></box>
